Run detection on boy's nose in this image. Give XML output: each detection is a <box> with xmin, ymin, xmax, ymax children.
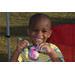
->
<box><xmin>37</xmin><ymin>31</ymin><xmax>42</xmax><ymax>37</ymax></box>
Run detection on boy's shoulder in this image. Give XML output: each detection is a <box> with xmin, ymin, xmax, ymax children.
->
<box><xmin>47</xmin><ymin>43</ymin><xmax>59</xmax><ymax>50</ymax></box>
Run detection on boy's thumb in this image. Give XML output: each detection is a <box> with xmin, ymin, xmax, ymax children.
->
<box><xmin>26</xmin><ymin>40</ymin><xmax>30</xmax><ymax>46</ymax></box>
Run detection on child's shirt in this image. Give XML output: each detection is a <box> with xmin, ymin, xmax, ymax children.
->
<box><xmin>18</xmin><ymin>43</ymin><xmax>65</xmax><ymax>62</ymax></box>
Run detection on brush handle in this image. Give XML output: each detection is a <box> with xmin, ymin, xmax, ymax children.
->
<box><xmin>19</xmin><ymin>38</ymin><xmax>22</xmax><ymax>40</ymax></box>
<box><xmin>36</xmin><ymin>48</ymin><xmax>46</xmax><ymax>52</ymax></box>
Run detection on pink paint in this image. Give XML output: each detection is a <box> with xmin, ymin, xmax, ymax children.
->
<box><xmin>28</xmin><ymin>47</ymin><xmax>39</xmax><ymax>59</ymax></box>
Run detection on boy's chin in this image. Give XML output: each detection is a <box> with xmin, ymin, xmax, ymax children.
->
<box><xmin>33</xmin><ymin>43</ymin><xmax>40</xmax><ymax>46</ymax></box>
<box><xmin>33</xmin><ymin>41</ymin><xmax>47</xmax><ymax>46</ymax></box>
<box><xmin>34</xmin><ymin>44</ymin><xmax>39</xmax><ymax>46</ymax></box>
<box><xmin>33</xmin><ymin>41</ymin><xmax>46</xmax><ymax>46</ymax></box>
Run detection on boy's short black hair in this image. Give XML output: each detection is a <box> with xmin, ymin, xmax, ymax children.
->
<box><xmin>29</xmin><ymin>13</ymin><xmax>51</xmax><ymax>28</ymax></box>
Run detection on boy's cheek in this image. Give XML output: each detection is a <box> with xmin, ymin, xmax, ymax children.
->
<box><xmin>31</xmin><ymin>32</ymin><xmax>37</xmax><ymax>36</ymax></box>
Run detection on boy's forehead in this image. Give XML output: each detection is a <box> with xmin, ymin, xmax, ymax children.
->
<box><xmin>30</xmin><ymin>17</ymin><xmax>51</xmax><ymax>28</ymax></box>
<box><xmin>32</xmin><ymin>16</ymin><xmax>50</xmax><ymax>22</ymax></box>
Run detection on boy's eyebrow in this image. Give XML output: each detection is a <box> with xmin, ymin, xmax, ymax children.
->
<box><xmin>43</xmin><ymin>29</ymin><xmax>48</xmax><ymax>30</ymax></box>
<box><xmin>32</xmin><ymin>27</ymin><xmax>36</xmax><ymax>28</ymax></box>
<box><xmin>43</xmin><ymin>28</ymin><xmax>49</xmax><ymax>30</ymax></box>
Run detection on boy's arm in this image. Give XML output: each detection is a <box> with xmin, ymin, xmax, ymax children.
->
<box><xmin>48</xmin><ymin>49</ymin><xmax>62</xmax><ymax>62</ymax></box>
<box><xmin>9</xmin><ymin>39</ymin><xmax>29</xmax><ymax>62</ymax></box>
<box><xmin>39</xmin><ymin>43</ymin><xmax>63</xmax><ymax>62</ymax></box>
<box><xmin>9</xmin><ymin>50</ymin><xmax>20</xmax><ymax>62</ymax></box>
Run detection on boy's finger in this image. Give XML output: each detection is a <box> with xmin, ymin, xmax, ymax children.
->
<box><xmin>23</xmin><ymin>40</ymin><xmax>29</xmax><ymax>46</ymax></box>
<box><xmin>19</xmin><ymin>38</ymin><xmax>28</xmax><ymax>45</ymax></box>
<box><xmin>39</xmin><ymin>43</ymin><xmax>46</xmax><ymax>51</ymax></box>
<box><xmin>22</xmin><ymin>40</ymin><xmax>28</xmax><ymax>46</ymax></box>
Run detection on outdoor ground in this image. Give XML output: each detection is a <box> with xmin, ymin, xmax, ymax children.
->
<box><xmin>0</xmin><ymin>12</ymin><xmax>75</xmax><ymax>62</ymax></box>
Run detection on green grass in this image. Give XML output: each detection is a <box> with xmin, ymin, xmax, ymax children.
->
<box><xmin>0</xmin><ymin>12</ymin><xmax>75</xmax><ymax>62</ymax></box>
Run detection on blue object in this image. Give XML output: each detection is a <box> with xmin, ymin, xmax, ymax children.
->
<box><xmin>35</xmin><ymin>44</ymin><xmax>46</xmax><ymax>52</ymax></box>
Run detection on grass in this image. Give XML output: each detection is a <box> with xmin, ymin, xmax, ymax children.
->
<box><xmin>0</xmin><ymin>12</ymin><xmax>75</xmax><ymax>62</ymax></box>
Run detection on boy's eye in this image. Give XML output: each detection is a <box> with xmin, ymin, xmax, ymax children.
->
<box><xmin>42</xmin><ymin>30</ymin><xmax>47</xmax><ymax>33</ymax></box>
<box><xmin>33</xmin><ymin>29</ymin><xmax>37</xmax><ymax>32</ymax></box>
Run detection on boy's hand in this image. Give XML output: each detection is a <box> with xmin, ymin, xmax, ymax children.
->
<box><xmin>39</xmin><ymin>43</ymin><xmax>52</xmax><ymax>54</ymax></box>
<box><xmin>16</xmin><ymin>40</ymin><xmax>29</xmax><ymax>53</ymax></box>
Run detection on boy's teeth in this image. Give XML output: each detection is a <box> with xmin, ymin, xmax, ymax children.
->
<box><xmin>35</xmin><ymin>38</ymin><xmax>42</xmax><ymax>40</ymax></box>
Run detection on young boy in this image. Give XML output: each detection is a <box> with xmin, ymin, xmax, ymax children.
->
<box><xmin>9</xmin><ymin>13</ymin><xmax>65</xmax><ymax>62</ymax></box>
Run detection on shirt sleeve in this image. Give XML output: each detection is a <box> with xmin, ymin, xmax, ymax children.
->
<box><xmin>18</xmin><ymin>52</ymin><xmax>23</xmax><ymax>62</ymax></box>
<box><xmin>54</xmin><ymin>46</ymin><xmax>65</xmax><ymax>62</ymax></box>
<box><xmin>18</xmin><ymin>48</ymin><xmax>28</xmax><ymax>62</ymax></box>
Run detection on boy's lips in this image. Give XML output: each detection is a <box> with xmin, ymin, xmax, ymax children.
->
<box><xmin>35</xmin><ymin>38</ymin><xmax>43</xmax><ymax>40</ymax></box>
<box><xmin>34</xmin><ymin>38</ymin><xmax>43</xmax><ymax>42</ymax></box>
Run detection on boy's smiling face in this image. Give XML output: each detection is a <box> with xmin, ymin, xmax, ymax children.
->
<box><xmin>27</xmin><ymin>17</ymin><xmax>52</xmax><ymax>46</ymax></box>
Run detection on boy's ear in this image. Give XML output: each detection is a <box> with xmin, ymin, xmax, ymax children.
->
<box><xmin>48</xmin><ymin>30</ymin><xmax>52</xmax><ymax>38</ymax></box>
<box><xmin>27</xmin><ymin>27</ymin><xmax>30</xmax><ymax>36</ymax></box>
